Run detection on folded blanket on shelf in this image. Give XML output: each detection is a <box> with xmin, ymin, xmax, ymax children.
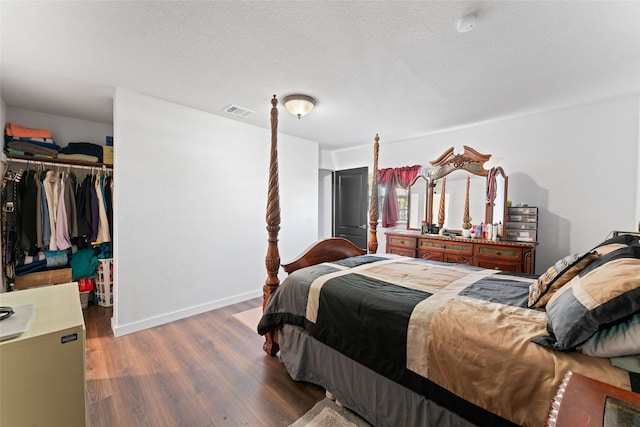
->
<box><xmin>57</xmin><ymin>153</ymin><xmax>99</xmax><ymax>163</ymax></box>
<box><xmin>6</xmin><ymin>141</ymin><xmax>60</xmax><ymax>157</ymax></box>
<box><xmin>5</xmin><ymin>122</ymin><xmax>53</xmax><ymax>139</ymax></box>
<box><xmin>5</xmin><ymin>148</ymin><xmax>54</xmax><ymax>159</ymax></box>
<box><xmin>60</xmin><ymin>142</ymin><xmax>103</xmax><ymax>162</ymax></box>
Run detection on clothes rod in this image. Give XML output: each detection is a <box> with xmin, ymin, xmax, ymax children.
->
<box><xmin>2</xmin><ymin>157</ymin><xmax>112</xmax><ymax>172</ymax></box>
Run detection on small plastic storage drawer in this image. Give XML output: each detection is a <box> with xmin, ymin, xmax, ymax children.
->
<box><xmin>507</xmin><ymin>214</ymin><xmax>538</xmax><ymax>223</ymax></box>
<box><xmin>508</xmin><ymin>207</ymin><xmax>538</xmax><ymax>215</ymax></box>
<box><xmin>506</xmin><ymin>229</ymin><xmax>537</xmax><ymax>242</ymax></box>
<box><xmin>506</xmin><ymin>221</ymin><xmax>537</xmax><ymax>230</ymax></box>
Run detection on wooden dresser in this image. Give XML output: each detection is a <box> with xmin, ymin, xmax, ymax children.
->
<box><xmin>385</xmin><ymin>231</ymin><xmax>537</xmax><ymax>274</ymax></box>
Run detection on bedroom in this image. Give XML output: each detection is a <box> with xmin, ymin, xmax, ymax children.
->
<box><xmin>0</xmin><ymin>1</ymin><xmax>639</xmax><ymax>426</ymax></box>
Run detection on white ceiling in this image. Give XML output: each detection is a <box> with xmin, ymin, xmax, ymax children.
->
<box><xmin>1</xmin><ymin>1</ymin><xmax>639</xmax><ymax>150</ymax></box>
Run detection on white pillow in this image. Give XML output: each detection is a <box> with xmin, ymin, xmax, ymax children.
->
<box><xmin>577</xmin><ymin>312</ymin><xmax>640</xmax><ymax>357</ymax></box>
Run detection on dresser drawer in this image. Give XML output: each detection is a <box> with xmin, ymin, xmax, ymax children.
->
<box><xmin>474</xmin><ymin>244</ymin><xmax>524</xmax><ymax>261</ymax></box>
<box><xmin>418</xmin><ymin>249</ymin><xmax>444</xmax><ymax>262</ymax></box>
<box><xmin>444</xmin><ymin>254</ymin><xmax>473</xmax><ymax>265</ymax></box>
<box><xmin>388</xmin><ymin>247</ymin><xmax>417</xmax><ymax>257</ymax></box>
<box><xmin>475</xmin><ymin>258</ymin><xmax>522</xmax><ymax>272</ymax></box>
<box><xmin>418</xmin><ymin>238</ymin><xmax>473</xmax><ymax>255</ymax></box>
<box><xmin>387</xmin><ymin>235</ymin><xmax>418</xmax><ymax>249</ymax></box>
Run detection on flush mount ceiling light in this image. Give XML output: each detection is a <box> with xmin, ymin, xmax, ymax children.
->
<box><xmin>457</xmin><ymin>13</ymin><xmax>478</xmax><ymax>33</ymax></box>
<box><xmin>282</xmin><ymin>94</ymin><xmax>317</xmax><ymax>119</ymax></box>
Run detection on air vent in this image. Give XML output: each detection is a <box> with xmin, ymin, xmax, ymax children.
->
<box><xmin>223</xmin><ymin>104</ymin><xmax>255</xmax><ymax>118</ymax></box>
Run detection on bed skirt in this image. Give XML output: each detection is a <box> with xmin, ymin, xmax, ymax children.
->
<box><xmin>279</xmin><ymin>324</ymin><xmax>477</xmax><ymax>427</ymax></box>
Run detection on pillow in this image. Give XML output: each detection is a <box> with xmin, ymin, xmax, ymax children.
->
<box><xmin>532</xmin><ymin>245</ymin><xmax>640</xmax><ymax>351</ymax></box>
<box><xmin>591</xmin><ymin>234</ymin><xmax>640</xmax><ymax>256</ymax></box>
<box><xmin>577</xmin><ymin>312</ymin><xmax>640</xmax><ymax>357</ymax></box>
<box><xmin>527</xmin><ymin>251</ymin><xmax>599</xmax><ymax>308</ymax></box>
<box><xmin>610</xmin><ymin>355</ymin><xmax>640</xmax><ymax>374</ymax></box>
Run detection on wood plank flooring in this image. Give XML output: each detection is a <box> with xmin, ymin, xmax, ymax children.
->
<box><xmin>83</xmin><ymin>297</ymin><xmax>324</xmax><ymax>427</ymax></box>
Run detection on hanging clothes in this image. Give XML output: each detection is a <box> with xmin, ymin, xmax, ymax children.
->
<box><xmin>2</xmin><ymin>170</ymin><xmax>24</xmax><ymax>281</ymax></box>
<box><xmin>75</xmin><ymin>174</ymin><xmax>93</xmax><ymax>245</ymax></box>
<box><xmin>40</xmin><ymin>171</ymin><xmax>51</xmax><ymax>249</ymax></box>
<box><xmin>20</xmin><ymin>170</ymin><xmax>39</xmax><ymax>256</ymax></box>
<box><xmin>56</xmin><ymin>171</ymin><xmax>71</xmax><ymax>250</ymax></box>
<box><xmin>42</xmin><ymin>170</ymin><xmax>59</xmax><ymax>251</ymax></box>
<box><xmin>94</xmin><ymin>173</ymin><xmax>111</xmax><ymax>243</ymax></box>
<box><xmin>35</xmin><ymin>172</ymin><xmax>44</xmax><ymax>250</ymax></box>
<box><xmin>2</xmin><ymin>162</ymin><xmax>114</xmax><ymax>282</ymax></box>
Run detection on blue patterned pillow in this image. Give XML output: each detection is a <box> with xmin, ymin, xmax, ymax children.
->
<box><xmin>532</xmin><ymin>245</ymin><xmax>640</xmax><ymax>351</ymax></box>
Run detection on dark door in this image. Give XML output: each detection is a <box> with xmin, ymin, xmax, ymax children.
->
<box><xmin>333</xmin><ymin>167</ymin><xmax>368</xmax><ymax>249</ymax></box>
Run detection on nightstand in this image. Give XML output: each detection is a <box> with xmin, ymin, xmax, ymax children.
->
<box><xmin>547</xmin><ymin>371</ymin><xmax>640</xmax><ymax>426</ymax></box>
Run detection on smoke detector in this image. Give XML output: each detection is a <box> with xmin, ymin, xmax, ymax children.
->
<box><xmin>457</xmin><ymin>14</ymin><xmax>478</xmax><ymax>33</ymax></box>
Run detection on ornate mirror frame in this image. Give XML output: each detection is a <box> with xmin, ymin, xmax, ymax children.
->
<box><xmin>425</xmin><ymin>146</ymin><xmax>498</xmax><ymax>234</ymax></box>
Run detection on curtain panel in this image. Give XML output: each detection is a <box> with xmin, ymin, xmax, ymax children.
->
<box><xmin>377</xmin><ymin>165</ymin><xmax>422</xmax><ymax>228</ymax></box>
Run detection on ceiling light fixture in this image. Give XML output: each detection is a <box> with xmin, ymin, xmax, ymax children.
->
<box><xmin>282</xmin><ymin>94</ymin><xmax>317</xmax><ymax>119</ymax></box>
<box><xmin>456</xmin><ymin>13</ymin><xmax>478</xmax><ymax>33</ymax></box>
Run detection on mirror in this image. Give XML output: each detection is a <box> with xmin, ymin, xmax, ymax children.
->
<box><xmin>431</xmin><ymin>171</ymin><xmax>486</xmax><ymax>231</ymax></box>
<box><xmin>486</xmin><ymin>167</ymin><xmax>508</xmax><ymax>238</ymax></box>
<box><xmin>421</xmin><ymin>146</ymin><xmax>509</xmax><ymax>236</ymax></box>
<box><xmin>407</xmin><ymin>175</ymin><xmax>428</xmax><ymax>230</ymax></box>
<box><xmin>406</xmin><ymin>146</ymin><xmax>509</xmax><ymax>237</ymax></box>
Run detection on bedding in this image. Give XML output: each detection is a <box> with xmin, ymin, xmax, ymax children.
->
<box><xmin>527</xmin><ymin>251</ymin><xmax>599</xmax><ymax>308</ymax></box>
<box><xmin>533</xmin><ymin>245</ymin><xmax>640</xmax><ymax>351</ymax></box>
<box><xmin>258</xmin><ymin>254</ymin><xmax>634</xmax><ymax>427</ymax></box>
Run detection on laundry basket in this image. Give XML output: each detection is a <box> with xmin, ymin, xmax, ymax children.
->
<box><xmin>95</xmin><ymin>258</ymin><xmax>114</xmax><ymax>307</ymax></box>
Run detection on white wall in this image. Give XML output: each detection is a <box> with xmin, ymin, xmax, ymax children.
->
<box><xmin>113</xmin><ymin>89</ymin><xmax>318</xmax><ymax>335</ymax></box>
<box><xmin>323</xmin><ymin>96</ymin><xmax>640</xmax><ymax>274</ymax></box>
<box><xmin>318</xmin><ymin>169</ymin><xmax>333</xmax><ymax>238</ymax></box>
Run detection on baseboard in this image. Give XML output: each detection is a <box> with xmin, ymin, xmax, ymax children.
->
<box><xmin>111</xmin><ymin>289</ymin><xmax>262</xmax><ymax>337</ymax></box>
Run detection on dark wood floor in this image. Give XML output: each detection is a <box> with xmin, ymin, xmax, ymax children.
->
<box><xmin>83</xmin><ymin>297</ymin><xmax>324</xmax><ymax>427</ymax></box>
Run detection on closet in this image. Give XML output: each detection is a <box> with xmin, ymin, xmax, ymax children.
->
<box><xmin>2</xmin><ymin>153</ymin><xmax>113</xmax><ymax>294</ymax></box>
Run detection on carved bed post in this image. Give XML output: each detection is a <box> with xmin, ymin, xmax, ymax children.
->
<box><xmin>368</xmin><ymin>134</ymin><xmax>380</xmax><ymax>254</ymax></box>
<box><xmin>263</xmin><ymin>95</ymin><xmax>281</xmax><ymax>356</ymax></box>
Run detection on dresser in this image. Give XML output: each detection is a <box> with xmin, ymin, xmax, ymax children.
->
<box><xmin>386</xmin><ymin>231</ymin><xmax>537</xmax><ymax>274</ymax></box>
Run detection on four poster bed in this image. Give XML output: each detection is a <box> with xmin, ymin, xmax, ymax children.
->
<box><xmin>258</xmin><ymin>96</ymin><xmax>640</xmax><ymax>426</ymax></box>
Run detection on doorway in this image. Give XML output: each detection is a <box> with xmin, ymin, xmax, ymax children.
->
<box><xmin>333</xmin><ymin>167</ymin><xmax>368</xmax><ymax>250</ymax></box>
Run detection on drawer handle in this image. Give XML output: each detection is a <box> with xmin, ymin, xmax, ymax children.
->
<box><xmin>422</xmin><ymin>253</ymin><xmax>432</xmax><ymax>260</ymax></box>
<box><xmin>457</xmin><ymin>257</ymin><xmax>470</xmax><ymax>264</ymax></box>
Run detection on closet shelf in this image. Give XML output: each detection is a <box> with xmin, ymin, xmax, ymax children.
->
<box><xmin>4</xmin><ymin>153</ymin><xmax>113</xmax><ymax>169</ymax></box>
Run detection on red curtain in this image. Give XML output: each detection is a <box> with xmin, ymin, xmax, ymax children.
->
<box><xmin>377</xmin><ymin>165</ymin><xmax>421</xmax><ymax>228</ymax></box>
<box><xmin>396</xmin><ymin>165</ymin><xmax>422</xmax><ymax>189</ymax></box>
<box><xmin>378</xmin><ymin>168</ymin><xmax>397</xmax><ymax>228</ymax></box>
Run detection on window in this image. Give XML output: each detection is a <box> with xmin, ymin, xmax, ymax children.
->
<box><xmin>377</xmin><ymin>186</ymin><xmax>409</xmax><ymax>223</ymax></box>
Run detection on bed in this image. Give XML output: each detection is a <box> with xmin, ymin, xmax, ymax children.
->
<box><xmin>258</xmin><ymin>96</ymin><xmax>640</xmax><ymax>426</ymax></box>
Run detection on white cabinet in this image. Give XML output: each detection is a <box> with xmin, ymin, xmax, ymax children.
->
<box><xmin>0</xmin><ymin>283</ymin><xmax>86</xmax><ymax>426</ymax></box>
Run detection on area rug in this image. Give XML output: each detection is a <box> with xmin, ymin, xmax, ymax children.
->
<box><xmin>289</xmin><ymin>398</ymin><xmax>371</xmax><ymax>427</ymax></box>
<box><xmin>232</xmin><ymin>306</ymin><xmax>262</xmax><ymax>332</ymax></box>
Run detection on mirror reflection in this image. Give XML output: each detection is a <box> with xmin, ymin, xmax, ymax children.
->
<box><xmin>486</xmin><ymin>167</ymin><xmax>508</xmax><ymax>237</ymax></box>
<box><xmin>432</xmin><ymin>172</ymin><xmax>485</xmax><ymax>231</ymax></box>
<box><xmin>407</xmin><ymin>175</ymin><xmax>427</xmax><ymax>230</ymax></box>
